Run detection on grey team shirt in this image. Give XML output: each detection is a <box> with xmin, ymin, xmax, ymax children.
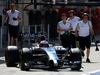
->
<box><xmin>67</xmin><ymin>16</ymin><xmax>80</xmax><ymax>31</ymax></box>
<box><xmin>57</xmin><ymin>20</ymin><xmax>73</xmax><ymax>35</ymax></box>
<box><xmin>7</xmin><ymin>10</ymin><xmax>21</xmax><ymax>26</ymax></box>
<box><xmin>77</xmin><ymin>20</ymin><xmax>92</xmax><ymax>37</ymax></box>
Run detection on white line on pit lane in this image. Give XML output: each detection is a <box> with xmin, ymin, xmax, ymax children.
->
<box><xmin>81</xmin><ymin>69</ymin><xmax>100</xmax><ymax>75</ymax></box>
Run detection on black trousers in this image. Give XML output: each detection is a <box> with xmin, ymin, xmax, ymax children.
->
<box><xmin>60</xmin><ymin>34</ymin><xmax>71</xmax><ymax>49</ymax></box>
<box><xmin>9</xmin><ymin>24</ymin><xmax>19</xmax><ymax>38</ymax></box>
<box><xmin>79</xmin><ymin>35</ymin><xmax>91</xmax><ymax>50</ymax></box>
<box><xmin>70</xmin><ymin>34</ymin><xmax>76</xmax><ymax>48</ymax></box>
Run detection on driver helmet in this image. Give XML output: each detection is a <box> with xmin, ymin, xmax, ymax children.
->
<box><xmin>39</xmin><ymin>40</ymin><xmax>49</xmax><ymax>47</ymax></box>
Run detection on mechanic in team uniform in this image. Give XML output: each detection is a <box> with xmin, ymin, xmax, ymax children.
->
<box><xmin>75</xmin><ymin>13</ymin><xmax>94</xmax><ymax>62</ymax></box>
<box><xmin>57</xmin><ymin>13</ymin><xmax>73</xmax><ymax>49</ymax></box>
<box><xmin>67</xmin><ymin>10</ymin><xmax>80</xmax><ymax>48</ymax></box>
<box><xmin>4</xmin><ymin>3</ymin><xmax>22</xmax><ymax>46</ymax></box>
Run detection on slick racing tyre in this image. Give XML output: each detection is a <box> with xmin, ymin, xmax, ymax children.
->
<box><xmin>19</xmin><ymin>48</ymin><xmax>32</xmax><ymax>71</ymax></box>
<box><xmin>49</xmin><ymin>60</ymin><xmax>54</xmax><ymax>69</ymax></box>
<box><xmin>5</xmin><ymin>46</ymin><xmax>19</xmax><ymax>67</ymax></box>
<box><xmin>20</xmin><ymin>58</ymin><xmax>30</xmax><ymax>71</ymax></box>
<box><xmin>70</xmin><ymin>48</ymin><xmax>82</xmax><ymax>70</ymax></box>
<box><xmin>57</xmin><ymin>60</ymin><xmax>63</xmax><ymax>68</ymax></box>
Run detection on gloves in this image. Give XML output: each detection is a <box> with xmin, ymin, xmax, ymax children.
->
<box><xmin>13</xmin><ymin>18</ymin><xmax>17</xmax><ymax>21</ymax></box>
<box><xmin>65</xmin><ymin>31</ymin><xmax>71</xmax><ymax>36</ymax></box>
<box><xmin>92</xmin><ymin>35</ymin><xmax>95</xmax><ymax>41</ymax></box>
<box><xmin>92</xmin><ymin>35</ymin><xmax>96</xmax><ymax>42</ymax></box>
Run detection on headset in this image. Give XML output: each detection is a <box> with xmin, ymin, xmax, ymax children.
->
<box><xmin>69</xmin><ymin>10</ymin><xmax>75</xmax><ymax>16</ymax></box>
<box><xmin>82</xmin><ymin>13</ymin><xmax>89</xmax><ymax>19</ymax></box>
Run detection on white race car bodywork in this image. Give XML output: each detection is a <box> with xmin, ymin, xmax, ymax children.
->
<box><xmin>31</xmin><ymin>44</ymin><xmax>60</xmax><ymax>67</ymax></box>
<box><xmin>42</xmin><ymin>48</ymin><xmax>60</xmax><ymax>66</ymax></box>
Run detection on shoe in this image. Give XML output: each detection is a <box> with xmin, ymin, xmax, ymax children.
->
<box><xmin>81</xmin><ymin>51</ymin><xmax>85</xmax><ymax>57</ymax></box>
<box><xmin>86</xmin><ymin>58</ymin><xmax>91</xmax><ymax>63</ymax></box>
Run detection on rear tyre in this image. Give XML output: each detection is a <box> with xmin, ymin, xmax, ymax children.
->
<box><xmin>70</xmin><ymin>48</ymin><xmax>82</xmax><ymax>70</ymax></box>
<box><xmin>71</xmin><ymin>64</ymin><xmax>81</xmax><ymax>71</ymax></box>
<box><xmin>5</xmin><ymin>46</ymin><xmax>19</xmax><ymax>67</ymax></box>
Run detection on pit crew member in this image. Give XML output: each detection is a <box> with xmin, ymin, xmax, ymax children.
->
<box><xmin>57</xmin><ymin>13</ymin><xmax>73</xmax><ymax>49</ymax></box>
<box><xmin>67</xmin><ymin>10</ymin><xmax>80</xmax><ymax>48</ymax></box>
<box><xmin>4</xmin><ymin>3</ymin><xmax>22</xmax><ymax>46</ymax></box>
<box><xmin>75</xmin><ymin>13</ymin><xmax>94</xmax><ymax>62</ymax></box>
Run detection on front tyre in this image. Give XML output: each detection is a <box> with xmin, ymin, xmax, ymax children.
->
<box><xmin>20</xmin><ymin>59</ymin><xmax>30</xmax><ymax>71</ymax></box>
<box><xmin>49</xmin><ymin>60</ymin><xmax>54</xmax><ymax>69</ymax></box>
<box><xmin>19</xmin><ymin>48</ymin><xmax>32</xmax><ymax>71</ymax></box>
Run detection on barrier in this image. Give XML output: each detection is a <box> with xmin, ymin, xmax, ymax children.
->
<box><xmin>21</xmin><ymin>24</ymin><xmax>50</xmax><ymax>46</ymax></box>
<box><xmin>22</xmin><ymin>24</ymin><xmax>49</xmax><ymax>40</ymax></box>
<box><xmin>0</xmin><ymin>27</ymin><xmax>2</xmax><ymax>48</ymax></box>
<box><xmin>0</xmin><ymin>24</ymin><xmax>50</xmax><ymax>48</ymax></box>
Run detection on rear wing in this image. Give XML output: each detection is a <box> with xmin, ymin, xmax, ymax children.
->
<box><xmin>22</xmin><ymin>33</ymin><xmax>38</xmax><ymax>40</ymax></box>
<box><xmin>20</xmin><ymin>32</ymin><xmax>47</xmax><ymax>48</ymax></box>
<box><xmin>21</xmin><ymin>32</ymin><xmax>47</xmax><ymax>40</ymax></box>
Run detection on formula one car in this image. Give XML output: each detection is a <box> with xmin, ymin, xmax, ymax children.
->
<box><xmin>5</xmin><ymin>32</ymin><xmax>82</xmax><ymax>71</ymax></box>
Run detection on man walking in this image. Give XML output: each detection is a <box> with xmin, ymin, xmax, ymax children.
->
<box><xmin>4</xmin><ymin>3</ymin><xmax>22</xmax><ymax>46</ymax></box>
<box><xmin>57</xmin><ymin>13</ymin><xmax>73</xmax><ymax>49</ymax></box>
<box><xmin>67</xmin><ymin>10</ymin><xmax>80</xmax><ymax>48</ymax></box>
<box><xmin>75</xmin><ymin>13</ymin><xmax>94</xmax><ymax>62</ymax></box>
